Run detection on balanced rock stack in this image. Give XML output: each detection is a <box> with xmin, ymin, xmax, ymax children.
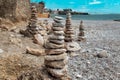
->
<box><xmin>45</xmin><ymin>16</ymin><xmax>69</xmax><ymax>80</ymax></box>
<box><xmin>65</xmin><ymin>13</ymin><xmax>74</xmax><ymax>42</ymax></box>
<box><xmin>26</xmin><ymin>6</ymin><xmax>40</xmax><ymax>36</ymax></box>
<box><xmin>65</xmin><ymin>13</ymin><xmax>81</xmax><ymax>56</ymax></box>
<box><xmin>20</xmin><ymin>6</ymin><xmax>42</xmax><ymax>37</ymax></box>
<box><xmin>78</xmin><ymin>21</ymin><xmax>86</xmax><ymax>41</ymax></box>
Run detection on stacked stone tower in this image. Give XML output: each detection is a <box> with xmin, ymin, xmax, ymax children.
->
<box><xmin>45</xmin><ymin>16</ymin><xmax>69</xmax><ymax>80</ymax></box>
<box><xmin>20</xmin><ymin>6</ymin><xmax>42</xmax><ymax>37</ymax></box>
<box><xmin>65</xmin><ymin>13</ymin><xmax>81</xmax><ymax>55</ymax></box>
<box><xmin>26</xmin><ymin>6</ymin><xmax>40</xmax><ymax>36</ymax></box>
<box><xmin>65</xmin><ymin>13</ymin><xmax>74</xmax><ymax>42</ymax></box>
<box><xmin>78</xmin><ymin>21</ymin><xmax>85</xmax><ymax>41</ymax></box>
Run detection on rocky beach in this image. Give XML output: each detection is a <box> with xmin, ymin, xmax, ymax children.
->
<box><xmin>0</xmin><ymin>18</ymin><xmax>120</xmax><ymax>80</ymax></box>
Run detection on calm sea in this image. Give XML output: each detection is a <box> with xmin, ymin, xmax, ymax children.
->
<box><xmin>51</xmin><ymin>14</ymin><xmax>120</xmax><ymax>20</ymax></box>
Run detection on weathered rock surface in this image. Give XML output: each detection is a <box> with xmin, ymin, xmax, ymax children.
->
<box><xmin>0</xmin><ymin>0</ymin><xmax>30</xmax><ymax>22</ymax></box>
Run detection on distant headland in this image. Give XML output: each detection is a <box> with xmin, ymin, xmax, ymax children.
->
<box><xmin>31</xmin><ymin>2</ymin><xmax>89</xmax><ymax>15</ymax></box>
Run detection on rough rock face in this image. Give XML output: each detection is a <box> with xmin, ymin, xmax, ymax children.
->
<box><xmin>0</xmin><ymin>0</ymin><xmax>30</xmax><ymax>22</ymax></box>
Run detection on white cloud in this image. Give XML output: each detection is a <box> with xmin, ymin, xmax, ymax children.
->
<box><xmin>69</xmin><ymin>2</ymin><xmax>75</xmax><ymax>4</ymax></box>
<box><xmin>89</xmin><ymin>0</ymin><xmax>101</xmax><ymax>5</ymax></box>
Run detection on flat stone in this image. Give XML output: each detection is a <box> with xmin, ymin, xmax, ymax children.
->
<box><xmin>46</xmin><ymin>49</ymin><xmax>66</xmax><ymax>55</ymax></box>
<box><xmin>65</xmin><ymin>34</ymin><xmax>74</xmax><ymax>38</ymax></box>
<box><xmin>49</xmin><ymin>35</ymin><xmax>64</xmax><ymax>40</ymax></box>
<box><xmin>46</xmin><ymin>42</ymin><xmax>65</xmax><ymax>49</ymax></box>
<box><xmin>47</xmin><ymin>65</ymin><xmax>67</xmax><ymax>78</ymax></box>
<box><xmin>79</xmin><ymin>32</ymin><xmax>85</xmax><ymax>36</ymax></box>
<box><xmin>45</xmin><ymin>53</ymin><xmax>67</xmax><ymax>61</ymax></box>
<box><xmin>54</xmin><ymin>19</ymin><xmax>62</xmax><ymax>23</ymax></box>
<box><xmin>65</xmin><ymin>42</ymin><xmax>81</xmax><ymax>52</ymax></box>
<box><xmin>45</xmin><ymin>59</ymin><xmax>67</xmax><ymax>69</ymax></box>
<box><xmin>55</xmin><ymin>16</ymin><xmax>64</xmax><ymax>20</ymax></box>
<box><xmin>53</xmin><ymin>23</ymin><xmax>64</xmax><ymax>27</ymax></box>
<box><xmin>54</xmin><ymin>31</ymin><xmax>64</xmax><ymax>35</ymax></box>
<box><xmin>65</xmin><ymin>31</ymin><xmax>74</xmax><ymax>34</ymax></box>
<box><xmin>49</xmin><ymin>39</ymin><xmax>64</xmax><ymax>44</ymax></box>
<box><xmin>65</xmin><ymin>38</ymin><xmax>74</xmax><ymax>42</ymax></box>
<box><xmin>52</xmin><ymin>27</ymin><xmax>64</xmax><ymax>31</ymax></box>
<box><xmin>78</xmin><ymin>37</ymin><xmax>86</xmax><ymax>41</ymax></box>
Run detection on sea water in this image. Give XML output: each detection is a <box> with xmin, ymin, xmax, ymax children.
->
<box><xmin>51</xmin><ymin>14</ymin><xmax>120</xmax><ymax>20</ymax></box>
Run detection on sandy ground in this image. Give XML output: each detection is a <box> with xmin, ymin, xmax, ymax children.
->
<box><xmin>0</xmin><ymin>19</ymin><xmax>120</xmax><ymax>80</ymax></box>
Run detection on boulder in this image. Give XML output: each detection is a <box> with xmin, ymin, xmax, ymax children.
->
<box><xmin>45</xmin><ymin>42</ymin><xmax>65</xmax><ymax>49</ymax></box>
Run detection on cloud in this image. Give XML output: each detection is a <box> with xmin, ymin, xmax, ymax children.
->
<box><xmin>69</xmin><ymin>2</ymin><xmax>75</xmax><ymax>4</ymax></box>
<box><xmin>89</xmin><ymin>0</ymin><xmax>101</xmax><ymax>5</ymax></box>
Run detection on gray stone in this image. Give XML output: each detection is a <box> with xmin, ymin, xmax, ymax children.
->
<box><xmin>65</xmin><ymin>42</ymin><xmax>81</xmax><ymax>52</ymax></box>
<box><xmin>46</xmin><ymin>49</ymin><xmax>66</xmax><ymax>55</ymax></box>
<box><xmin>47</xmin><ymin>65</ymin><xmax>68</xmax><ymax>78</ymax></box>
<box><xmin>55</xmin><ymin>16</ymin><xmax>64</xmax><ymax>20</ymax></box>
<box><xmin>52</xmin><ymin>27</ymin><xmax>64</xmax><ymax>31</ymax></box>
<box><xmin>45</xmin><ymin>59</ymin><xmax>67</xmax><ymax>69</ymax></box>
<box><xmin>46</xmin><ymin>42</ymin><xmax>65</xmax><ymax>49</ymax></box>
<box><xmin>49</xmin><ymin>35</ymin><xmax>65</xmax><ymax>40</ymax></box>
<box><xmin>45</xmin><ymin>53</ymin><xmax>67</xmax><ymax>61</ymax></box>
<box><xmin>54</xmin><ymin>19</ymin><xmax>62</xmax><ymax>23</ymax></box>
<box><xmin>54</xmin><ymin>31</ymin><xmax>64</xmax><ymax>35</ymax></box>
<box><xmin>53</xmin><ymin>23</ymin><xmax>64</xmax><ymax>27</ymax></box>
<box><xmin>49</xmin><ymin>39</ymin><xmax>64</xmax><ymax>44</ymax></box>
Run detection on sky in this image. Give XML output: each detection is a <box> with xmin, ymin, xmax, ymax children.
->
<box><xmin>31</xmin><ymin>0</ymin><xmax>120</xmax><ymax>14</ymax></box>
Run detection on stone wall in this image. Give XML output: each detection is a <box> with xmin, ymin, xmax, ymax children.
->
<box><xmin>0</xmin><ymin>0</ymin><xmax>30</xmax><ymax>22</ymax></box>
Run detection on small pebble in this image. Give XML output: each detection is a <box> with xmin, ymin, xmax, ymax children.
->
<box><xmin>0</xmin><ymin>49</ymin><xmax>4</xmax><ymax>53</ymax></box>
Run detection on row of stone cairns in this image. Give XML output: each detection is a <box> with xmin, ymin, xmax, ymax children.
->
<box><xmin>19</xmin><ymin>6</ymin><xmax>85</xmax><ymax>80</ymax></box>
<box><xmin>45</xmin><ymin>16</ymin><xmax>69</xmax><ymax>79</ymax></box>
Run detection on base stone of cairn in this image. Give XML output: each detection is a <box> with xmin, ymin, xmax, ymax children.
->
<box><xmin>65</xmin><ymin>13</ymin><xmax>81</xmax><ymax>56</ymax></box>
<box><xmin>45</xmin><ymin>16</ymin><xmax>71</xmax><ymax>80</ymax></box>
<box><xmin>78</xmin><ymin>21</ymin><xmax>86</xmax><ymax>41</ymax></box>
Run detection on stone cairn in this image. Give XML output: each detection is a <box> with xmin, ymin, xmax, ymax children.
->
<box><xmin>65</xmin><ymin>13</ymin><xmax>74</xmax><ymax>42</ymax></box>
<box><xmin>78</xmin><ymin>21</ymin><xmax>85</xmax><ymax>41</ymax></box>
<box><xmin>65</xmin><ymin>12</ymin><xmax>81</xmax><ymax>55</ymax></box>
<box><xmin>45</xmin><ymin>16</ymin><xmax>70</xmax><ymax>80</ymax></box>
<box><xmin>20</xmin><ymin>6</ymin><xmax>42</xmax><ymax>37</ymax></box>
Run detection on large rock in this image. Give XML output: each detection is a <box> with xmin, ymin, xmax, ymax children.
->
<box><xmin>0</xmin><ymin>0</ymin><xmax>30</xmax><ymax>22</ymax></box>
